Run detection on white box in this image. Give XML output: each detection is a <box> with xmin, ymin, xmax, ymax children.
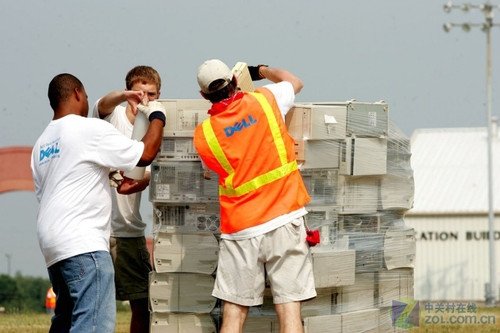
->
<box><xmin>232</xmin><ymin>62</ymin><xmax>254</xmax><ymax>92</ymax></box>
<box><xmin>341</xmin><ymin>308</ymin><xmax>380</xmax><ymax>333</ymax></box>
<box><xmin>336</xmin><ymin>273</ymin><xmax>375</xmax><ymax>313</ymax></box>
<box><xmin>312</xmin><ymin>101</ymin><xmax>389</xmax><ymax>138</ymax></box>
<box><xmin>295</xmin><ymin>139</ymin><xmax>341</xmax><ymax>170</ymax></box>
<box><xmin>342</xmin><ymin>232</ymin><xmax>384</xmax><ymax>273</ymax></box>
<box><xmin>376</xmin><ymin>269</ymin><xmax>414</xmax><ymax>307</ymax></box>
<box><xmin>301</xmin><ymin>169</ymin><xmax>339</xmax><ymax>206</ymax></box>
<box><xmin>380</xmin><ymin>174</ymin><xmax>414</xmax><ymax>210</ymax></box>
<box><xmin>338</xmin><ymin>175</ymin><xmax>379</xmax><ymax>214</ymax></box>
<box><xmin>150</xmin><ymin>313</ymin><xmax>216</xmax><ymax>333</ymax></box>
<box><xmin>159</xmin><ymin>137</ymin><xmax>200</xmax><ymax>161</ymax></box>
<box><xmin>301</xmin><ymin>288</ymin><xmax>335</xmax><ymax>317</ymax></box>
<box><xmin>158</xmin><ymin>99</ymin><xmax>211</xmax><ymax>137</ymax></box>
<box><xmin>152</xmin><ymin>203</ymin><xmax>220</xmax><ymax>233</ymax></box>
<box><xmin>384</xmin><ymin>228</ymin><xmax>416</xmax><ymax>270</ymax></box>
<box><xmin>339</xmin><ymin>138</ymin><xmax>387</xmax><ymax>176</ymax></box>
<box><xmin>303</xmin><ymin>314</ymin><xmax>341</xmax><ymax>333</ymax></box>
<box><xmin>149</xmin><ymin>272</ymin><xmax>216</xmax><ymax>313</ymax></box>
<box><xmin>286</xmin><ymin>101</ymin><xmax>388</xmax><ymax>141</ymax></box>
<box><xmin>150</xmin><ymin>161</ymin><xmax>219</xmax><ymax>203</ymax></box>
<box><xmin>286</xmin><ymin>104</ymin><xmax>348</xmax><ymax>140</ymax></box>
<box><xmin>153</xmin><ymin>228</ymin><xmax>219</xmax><ymax>274</ymax></box>
<box><xmin>310</xmin><ymin>248</ymin><xmax>355</xmax><ymax>288</ymax></box>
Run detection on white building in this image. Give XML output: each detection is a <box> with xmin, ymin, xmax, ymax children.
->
<box><xmin>405</xmin><ymin>127</ymin><xmax>500</xmax><ymax>301</ymax></box>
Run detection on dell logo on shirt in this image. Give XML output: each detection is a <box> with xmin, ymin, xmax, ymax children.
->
<box><xmin>40</xmin><ymin>143</ymin><xmax>60</xmax><ymax>161</ymax></box>
<box><xmin>224</xmin><ymin>115</ymin><xmax>257</xmax><ymax>137</ymax></box>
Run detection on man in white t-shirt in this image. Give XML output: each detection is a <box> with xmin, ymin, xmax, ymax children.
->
<box><xmin>31</xmin><ymin>73</ymin><xmax>166</xmax><ymax>332</ymax></box>
<box><xmin>93</xmin><ymin>65</ymin><xmax>161</xmax><ymax>333</ymax></box>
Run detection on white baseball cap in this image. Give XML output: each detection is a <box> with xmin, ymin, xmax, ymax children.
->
<box><xmin>197</xmin><ymin>59</ymin><xmax>233</xmax><ymax>94</ymax></box>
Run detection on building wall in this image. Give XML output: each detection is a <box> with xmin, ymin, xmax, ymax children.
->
<box><xmin>404</xmin><ymin>215</ymin><xmax>500</xmax><ymax>301</ymax></box>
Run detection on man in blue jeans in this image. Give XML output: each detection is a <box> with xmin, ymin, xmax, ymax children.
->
<box><xmin>31</xmin><ymin>73</ymin><xmax>165</xmax><ymax>332</ymax></box>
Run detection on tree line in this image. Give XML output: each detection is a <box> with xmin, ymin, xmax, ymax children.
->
<box><xmin>0</xmin><ymin>273</ymin><xmax>51</xmax><ymax>313</ymax></box>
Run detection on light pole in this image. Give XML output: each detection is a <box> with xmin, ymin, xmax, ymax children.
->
<box><xmin>443</xmin><ymin>1</ymin><xmax>499</xmax><ymax>307</ymax></box>
<box><xmin>5</xmin><ymin>254</ymin><xmax>11</xmax><ymax>276</ymax></box>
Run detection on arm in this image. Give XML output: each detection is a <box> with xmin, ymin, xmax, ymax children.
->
<box><xmin>96</xmin><ymin>90</ymin><xmax>144</xmax><ymax>119</ymax></box>
<box><xmin>137</xmin><ymin>119</ymin><xmax>164</xmax><ymax>166</ymax></box>
<box><xmin>259</xmin><ymin>66</ymin><xmax>304</xmax><ymax>95</ymax></box>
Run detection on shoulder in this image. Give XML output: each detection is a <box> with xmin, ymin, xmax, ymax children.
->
<box><xmin>261</xmin><ymin>81</ymin><xmax>294</xmax><ymax>99</ymax></box>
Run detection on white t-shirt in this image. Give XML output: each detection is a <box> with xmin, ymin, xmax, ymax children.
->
<box><xmin>221</xmin><ymin>81</ymin><xmax>307</xmax><ymax>240</ymax></box>
<box><xmin>31</xmin><ymin>114</ymin><xmax>144</xmax><ymax>267</ymax></box>
<box><xmin>92</xmin><ymin>101</ymin><xmax>149</xmax><ymax>237</ymax></box>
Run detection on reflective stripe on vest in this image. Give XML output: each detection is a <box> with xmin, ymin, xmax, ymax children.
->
<box><xmin>201</xmin><ymin>92</ymin><xmax>298</xmax><ymax>197</ymax></box>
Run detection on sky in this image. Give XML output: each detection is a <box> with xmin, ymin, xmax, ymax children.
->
<box><xmin>1</xmin><ymin>0</ymin><xmax>499</xmax><ymax>278</ymax></box>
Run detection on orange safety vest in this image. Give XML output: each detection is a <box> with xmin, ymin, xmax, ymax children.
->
<box><xmin>194</xmin><ymin>88</ymin><xmax>310</xmax><ymax>234</ymax></box>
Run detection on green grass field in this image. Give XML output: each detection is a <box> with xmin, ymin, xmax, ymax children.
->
<box><xmin>0</xmin><ymin>311</ymin><xmax>131</xmax><ymax>333</ymax></box>
<box><xmin>0</xmin><ymin>307</ymin><xmax>497</xmax><ymax>332</ymax></box>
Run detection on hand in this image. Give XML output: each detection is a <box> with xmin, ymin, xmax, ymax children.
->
<box><xmin>248</xmin><ymin>65</ymin><xmax>268</xmax><ymax>81</ymax></box>
<box><xmin>124</xmin><ymin>90</ymin><xmax>145</xmax><ymax>115</ymax></box>
<box><xmin>137</xmin><ymin>100</ymin><xmax>166</xmax><ymax>120</ymax></box>
<box><xmin>109</xmin><ymin>170</ymin><xmax>124</xmax><ymax>188</ymax></box>
<box><xmin>117</xmin><ymin>176</ymin><xmax>150</xmax><ymax>195</ymax></box>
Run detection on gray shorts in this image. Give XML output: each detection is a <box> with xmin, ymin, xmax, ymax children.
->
<box><xmin>109</xmin><ymin>236</ymin><xmax>152</xmax><ymax>301</ymax></box>
<box><xmin>213</xmin><ymin>218</ymin><xmax>316</xmax><ymax>306</ymax></box>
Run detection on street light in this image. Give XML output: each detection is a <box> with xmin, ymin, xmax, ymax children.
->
<box><xmin>5</xmin><ymin>254</ymin><xmax>11</xmax><ymax>276</ymax></box>
<box><xmin>444</xmin><ymin>1</ymin><xmax>499</xmax><ymax>307</ymax></box>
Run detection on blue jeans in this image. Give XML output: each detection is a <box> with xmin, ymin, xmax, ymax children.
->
<box><xmin>47</xmin><ymin>251</ymin><xmax>116</xmax><ymax>333</ymax></box>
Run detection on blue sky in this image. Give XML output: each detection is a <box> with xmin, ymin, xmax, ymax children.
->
<box><xmin>1</xmin><ymin>0</ymin><xmax>499</xmax><ymax>277</ymax></box>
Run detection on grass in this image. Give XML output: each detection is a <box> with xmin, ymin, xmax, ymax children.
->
<box><xmin>0</xmin><ymin>307</ymin><xmax>497</xmax><ymax>332</ymax></box>
<box><xmin>0</xmin><ymin>310</ymin><xmax>131</xmax><ymax>333</ymax></box>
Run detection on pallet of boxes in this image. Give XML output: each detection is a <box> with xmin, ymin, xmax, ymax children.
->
<box><xmin>148</xmin><ymin>63</ymin><xmax>416</xmax><ymax>332</ymax></box>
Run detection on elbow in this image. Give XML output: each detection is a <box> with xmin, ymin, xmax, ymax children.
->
<box><xmin>293</xmin><ymin>79</ymin><xmax>304</xmax><ymax>94</ymax></box>
<box><xmin>137</xmin><ymin>147</ymin><xmax>160</xmax><ymax>167</ymax></box>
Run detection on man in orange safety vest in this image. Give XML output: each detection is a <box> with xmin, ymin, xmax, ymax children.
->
<box><xmin>194</xmin><ymin>59</ymin><xmax>317</xmax><ymax>333</ymax></box>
